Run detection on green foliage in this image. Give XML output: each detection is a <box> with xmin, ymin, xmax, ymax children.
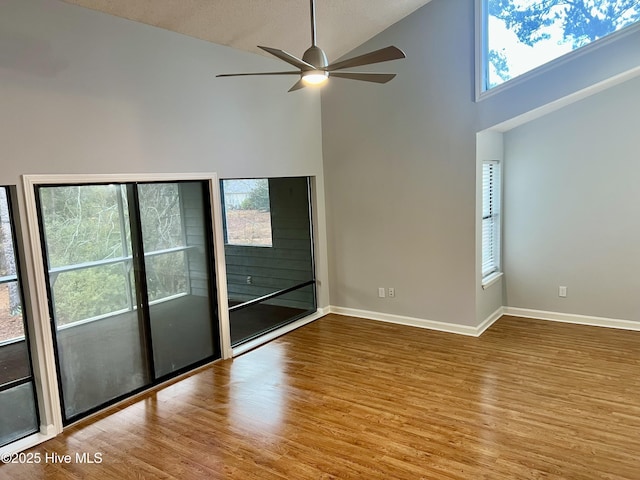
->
<box><xmin>40</xmin><ymin>184</ymin><xmax>189</xmax><ymax>325</ymax></box>
<box><xmin>240</xmin><ymin>181</ymin><xmax>270</xmax><ymax>212</ymax></box>
<box><xmin>53</xmin><ymin>266</ymin><xmax>129</xmax><ymax>324</ymax></box>
<box><xmin>145</xmin><ymin>252</ymin><xmax>188</xmax><ymax>302</ymax></box>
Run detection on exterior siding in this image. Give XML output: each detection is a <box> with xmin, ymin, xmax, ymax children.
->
<box><xmin>224</xmin><ymin>177</ymin><xmax>315</xmax><ymax>310</ymax></box>
<box><xmin>180</xmin><ymin>182</ymin><xmax>212</xmax><ymax>298</ymax></box>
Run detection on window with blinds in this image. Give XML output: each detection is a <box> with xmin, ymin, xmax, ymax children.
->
<box><xmin>482</xmin><ymin>161</ymin><xmax>500</xmax><ymax>279</ymax></box>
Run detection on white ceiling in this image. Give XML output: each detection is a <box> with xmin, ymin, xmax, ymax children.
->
<box><xmin>62</xmin><ymin>0</ymin><xmax>432</xmax><ymax>62</ymax></box>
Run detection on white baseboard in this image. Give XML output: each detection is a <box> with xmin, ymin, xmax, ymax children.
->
<box><xmin>327</xmin><ymin>304</ymin><xmax>640</xmax><ymax>337</ymax></box>
<box><xmin>329</xmin><ymin>306</ymin><xmax>501</xmax><ymax>337</ymax></box>
<box><xmin>503</xmin><ymin>307</ymin><xmax>640</xmax><ymax>331</ymax></box>
<box><xmin>477</xmin><ymin>306</ymin><xmax>504</xmax><ymax>335</ymax></box>
<box><xmin>0</xmin><ymin>430</ymin><xmax>55</xmax><ymax>456</ymax></box>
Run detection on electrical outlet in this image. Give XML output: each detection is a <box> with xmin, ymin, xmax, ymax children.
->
<box><xmin>247</xmin><ymin>276</ymin><xmax>252</xmax><ymax>285</ymax></box>
<box><xmin>378</xmin><ymin>287</ymin><xmax>386</xmax><ymax>298</ymax></box>
<box><xmin>559</xmin><ymin>286</ymin><xmax>567</xmax><ymax>297</ymax></box>
<box><xmin>388</xmin><ymin>287</ymin><xmax>395</xmax><ymax>298</ymax></box>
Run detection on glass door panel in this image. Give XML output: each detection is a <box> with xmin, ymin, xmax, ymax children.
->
<box><xmin>0</xmin><ymin>187</ymin><xmax>39</xmax><ymax>446</ymax></box>
<box><xmin>38</xmin><ymin>185</ymin><xmax>151</xmax><ymax>420</ymax></box>
<box><xmin>221</xmin><ymin>177</ymin><xmax>316</xmax><ymax>346</ymax></box>
<box><xmin>0</xmin><ymin>383</ymin><xmax>39</xmax><ymax>446</ymax></box>
<box><xmin>138</xmin><ymin>182</ymin><xmax>217</xmax><ymax>379</ymax></box>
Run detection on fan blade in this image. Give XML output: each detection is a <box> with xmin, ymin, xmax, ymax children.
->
<box><xmin>330</xmin><ymin>72</ymin><xmax>397</xmax><ymax>84</ymax></box>
<box><xmin>327</xmin><ymin>46</ymin><xmax>405</xmax><ymax>72</ymax></box>
<box><xmin>258</xmin><ymin>46</ymin><xmax>315</xmax><ymax>70</ymax></box>
<box><xmin>288</xmin><ymin>79</ymin><xmax>307</xmax><ymax>92</ymax></box>
<box><xmin>216</xmin><ymin>71</ymin><xmax>300</xmax><ymax>77</ymax></box>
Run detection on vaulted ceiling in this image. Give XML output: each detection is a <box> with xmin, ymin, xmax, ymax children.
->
<box><xmin>62</xmin><ymin>0</ymin><xmax>433</xmax><ymax>61</ymax></box>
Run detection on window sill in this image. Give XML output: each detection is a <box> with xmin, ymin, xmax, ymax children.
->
<box><xmin>482</xmin><ymin>272</ymin><xmax>503</xmax><ymax>289</ymax></box>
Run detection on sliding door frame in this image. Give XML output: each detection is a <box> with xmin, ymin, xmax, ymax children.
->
<box><xmin>0</xmin><ymin>186</ymin><xmax>40</xmax><ymax>447</ymax></box>
<box><xmin>13</xmin><ymin>173</ymin><xmax>231</xmax><ymax>452</ymax></box>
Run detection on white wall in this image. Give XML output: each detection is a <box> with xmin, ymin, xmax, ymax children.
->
<box><xmin>503</xmin><ymin>75</ymin><xmax>640</xmax><ymax>323</ymax></box>
<box><xmin>321</xmin><ymin>0</ymin><xmax>640</xmax><ymax>327</ymax></box>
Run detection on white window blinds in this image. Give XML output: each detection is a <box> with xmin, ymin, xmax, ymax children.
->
<box><xmin>482</xmin><ymin>161</ymin><xmax>500</xmax><ymax>278</ymax></box>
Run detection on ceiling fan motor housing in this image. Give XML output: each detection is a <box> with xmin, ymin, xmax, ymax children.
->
<box><xmin>302</xmin><ymin>45</ymin><xmax>328</xmax><ymax>69</ymax></box>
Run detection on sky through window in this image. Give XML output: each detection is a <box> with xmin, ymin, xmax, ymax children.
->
<box><xmin>486</xmin><ymin>0</ymin><xmax>640</xmax><ymax>89</ymax></box>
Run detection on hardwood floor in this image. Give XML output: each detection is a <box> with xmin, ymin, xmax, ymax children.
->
<box><xmin>2</xmin><ymin>314</ymin><xmax>640</xmax><ymax>479</ymax></box>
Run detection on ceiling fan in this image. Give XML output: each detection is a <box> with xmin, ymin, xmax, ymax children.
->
<box><xmin>216</xmin><ymin>0</ymin><xmax>406</xmax><ymax>92</ymax></box>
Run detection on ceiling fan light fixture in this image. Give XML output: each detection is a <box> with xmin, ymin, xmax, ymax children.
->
<box><xmin>216</xmin><ymin>0</ymin><xmax>406</xmax><ymax>92</ymax></box>
<box><xmin>301</xmin><ymin>70</ymin><xmax>329</xmax><ymax>86</ymax></box>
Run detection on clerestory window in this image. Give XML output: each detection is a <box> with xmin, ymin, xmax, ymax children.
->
<box><xmin>481</xmin><ymin>0</ymin><xmax>640</xmax><ymax>92</ymax></box>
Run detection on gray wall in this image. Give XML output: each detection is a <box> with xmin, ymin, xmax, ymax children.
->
<box><xmin>0</xmin><ymin>0</ymin><xmax>330</xmax><ymax>353</ymax></box>
<box><xmin>0</xmin><ymin>0</ymin><xmax>323</xmax><ymax>183</ymax></box>
<box><xmin>225</xmin><ymin>177</ymin><xmax>315</xmax><ymax>310</ymax></box>
<box><xmin>503</xmin><ymin>75</ymin><xmax>640</xmax><ymax>322</ymax></box>
<box><xmin>322</xmin><ymin>0</ymin><xmax>479</xmax><ymax>326</ymax></box>
<box><xmin>321</xmin><ymin>0</ymin><xmax>640</xmax><ymax>327</ymax></box>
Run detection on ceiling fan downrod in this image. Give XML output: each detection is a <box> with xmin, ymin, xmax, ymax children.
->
<box><xmin>216</xmin><ymin>0</ymin><xmax>406</xmax><ymax>92</ymax></box>
<box><xmin>310</xmin><ymin>0</ymin><xmax>317</xmax><ymax>47</ymax></box>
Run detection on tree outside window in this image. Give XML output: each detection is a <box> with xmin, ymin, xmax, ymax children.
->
<box><xmin>486</xmin><ymin>0</ymin><xmax>640</xmax><ymax>89</ymax></box>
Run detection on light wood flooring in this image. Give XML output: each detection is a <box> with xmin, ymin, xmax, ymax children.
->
<box><xmin>2</xmin><ymin>314</ymin><xmax>640</xmax><ymax>479</ymax></box>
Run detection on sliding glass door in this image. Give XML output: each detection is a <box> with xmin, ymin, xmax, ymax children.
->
<box><xmin>221</xmin><ymin>177</ymin><xmax>316</xmax><ymax>345</ymax></box>
<box><xmin>37</xmin><ymin>181</ymin><xmax>218</xmax><ymax>422</ymax></box>
<box><xmin>0</xmin><ymin>187</ymin><xmax>39</xmax><ymax>447</ymax></box>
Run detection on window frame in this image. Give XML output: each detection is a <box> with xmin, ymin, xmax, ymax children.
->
<box><xmin>475</xmin><ymin>0</ymin><xmax>640</xmax><ymax>100</ymax></box>
<box><xmin>220</xmin><ymin>178</ymin><xmax>274</xmax><ymax>248</ymax></box>
<box><xmin>481</xmin><ymin>160</ymin><xmax>501</xmax><ymax>285</ymax></box>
